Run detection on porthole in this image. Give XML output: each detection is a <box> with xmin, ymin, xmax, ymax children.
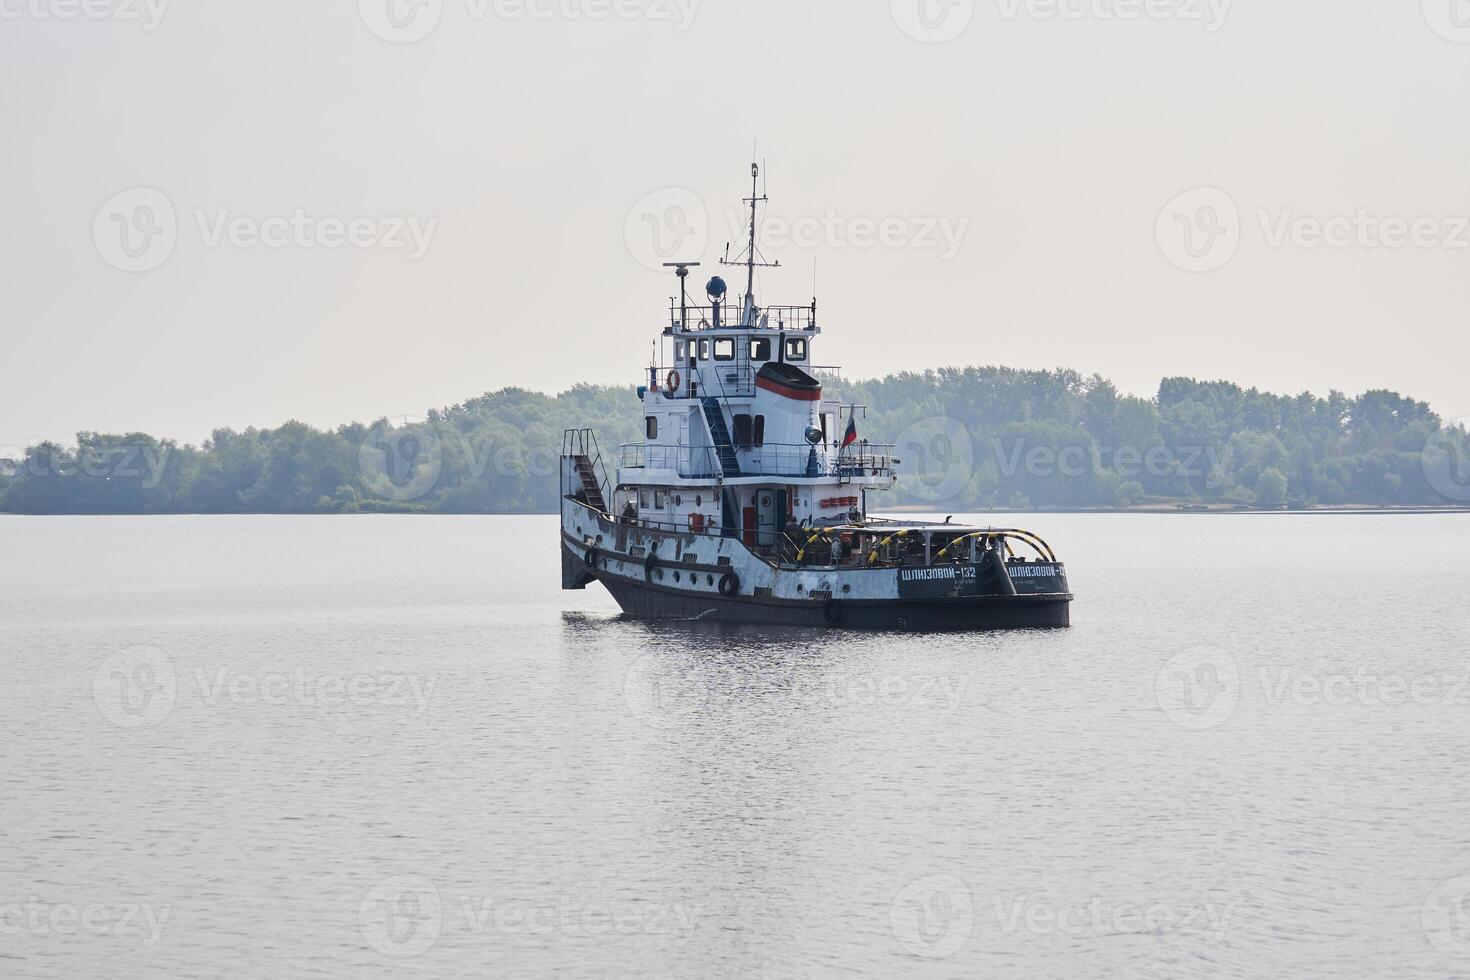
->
<box><xmin>695</xmin><ymin>495</ymin><xmax>703</xmax><ymax>506</ymax></box>
<box><xmin>674</xmin><ymin>571</ymin><xmax>682</xmax><ymax>582</ymax></box>
<box><xmin>707</xmin><ymin>574</ymin><xmax>715</xmax><ymax>585</ymax></box>
<box><xmin>842</xmin><ymin>584</ymin><xmax>852</xmax><ymax>594</ymax></box>
<box><xmin>673</xmin><ymin>495</ymin><xmax>682</xmax><ymax>506</ymax></box>
<box><xmin>797</xmin><ymin>584</ymin><xmax>805</xmax><ymax>593</ymax></box>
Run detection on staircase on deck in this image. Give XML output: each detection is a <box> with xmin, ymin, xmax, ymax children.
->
<box><xmin>701</xmin><ymin>397</ymin><xmax>742</xmax><ymax>477</ymax></box>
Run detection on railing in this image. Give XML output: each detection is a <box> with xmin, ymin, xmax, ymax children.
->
<box><xmin>666</xmin><ymin>303</ymin><xmax>819</xmax><ymax>332</ymax></box>
<box><xmin>618</xmin><ymin>441</ymin><xmax>897</xmax><ymax>480</ymax></box>
<box><xmin>561</xmin><ymin>428</ymin><xmax>611</xmax><ymax>504</ymax></box>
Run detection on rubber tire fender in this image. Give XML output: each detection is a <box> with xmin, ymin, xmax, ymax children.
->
<box><xmin>718</xmin><ymin>572</ymin><xmax>740</xmax><ymax>597</ymax></box>
<box><xmin>584</xmin><ymin>547</ymin><xmax>599</xmax><ymax>570</ymax></box>
<box><xmin>822</xmin><ymin>600</ymin><xmax>843</xmax><ymax>626</ymax></box>
<box><xmin>644</xmin><ymin>552</ymin><xmax>658</xmax><ymax>581</ymax></box>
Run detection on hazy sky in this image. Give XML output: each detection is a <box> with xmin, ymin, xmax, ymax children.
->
<box><xmin>3</xmin><ymin>0</ymin><xmax>1468</xmax><ymax>450</ymax></box>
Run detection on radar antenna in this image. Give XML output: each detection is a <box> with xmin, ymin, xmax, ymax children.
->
<box><xmin>721</xmin><ymin>161</ymin><xmax>780</xmax><ymax>327</ymax></box>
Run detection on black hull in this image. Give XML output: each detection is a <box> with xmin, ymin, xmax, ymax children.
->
<box><xmin>594</xmin><ymin>566</ymin><xmax>1070</xmax><ymax>633</ymax></box>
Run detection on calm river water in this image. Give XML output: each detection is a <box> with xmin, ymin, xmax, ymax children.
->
<box><xmin>1</xmin><ymin>513</ymin><xmax>1468</xmax><ymax>979</ymax></box>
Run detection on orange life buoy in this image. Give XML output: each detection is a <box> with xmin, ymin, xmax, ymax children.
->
<box><xmin>666</xmin><ymin>369</ymin><xmax>681</xmax><ymax>395</ymax></box>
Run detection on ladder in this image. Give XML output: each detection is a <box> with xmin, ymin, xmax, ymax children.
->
<box><xmin>701</xmin><ymin>398</ymin><xmax>742</xmax><ymax>477</ymax></box>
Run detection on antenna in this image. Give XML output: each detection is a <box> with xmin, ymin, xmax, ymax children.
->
<box><xmin>662</xmin><ymin>261</ymin><xmax>700</xmax><ymax>329</ymax></box>
<box><xmin>721</xmin><ymin>161</ymin><xmax>780</xmax><ymax>327</ymax></box>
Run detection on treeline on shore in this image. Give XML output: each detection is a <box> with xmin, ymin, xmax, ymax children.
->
<box><xmin>1</xmin><ymin>370</ymin><xmax>1465</xmax><ymax>514</ymax></box>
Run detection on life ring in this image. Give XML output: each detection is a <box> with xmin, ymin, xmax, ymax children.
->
<box><xmin>822</xmin><ymin>600</ymin><xmax>843</xmax><ymax>626</ymax></box>
<box><xmin>718</xmin><ymin>572</ymin><xmax>740</xmax><ymax>597</ymax></box>
<box><xmin>665</xmin><ymin>370</ymin><xmax>681</xmax><ymax>395</ymax></box>
<box><xmin>583</xmin><ymin>547</ymin><xmax>598</xmax><ymax>570</ymax></box>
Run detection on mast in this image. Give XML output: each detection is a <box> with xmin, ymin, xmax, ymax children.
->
<box><xmin>723</xmin><ymin>161</ymin><xmax>779</xmax><ymax>327</ymax></box>
<box><xmin>744</xmin><ymin>163</ymin><xmax>760</xmax><ymax>312</ymax></box>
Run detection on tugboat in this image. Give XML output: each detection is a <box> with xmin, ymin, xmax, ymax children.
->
<box><xmin>560</xmin><ymin>165</ymin><xmax>1072</xmax><ymax>630</ymax></box>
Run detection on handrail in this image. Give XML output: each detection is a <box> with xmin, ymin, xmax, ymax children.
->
<box><xmin>618</xmin><ymin>441</ymin><xmax>897</xmax><ymax>481</ymax></box>
<box><xmin>668</xmin><ymin>302</ymin><xmax>819</xmax><ymax>333</ymax></box>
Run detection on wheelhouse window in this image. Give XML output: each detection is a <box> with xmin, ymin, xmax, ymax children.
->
<box><xmin>753</xmin><ymin>415</ymin><xmax>765</xmax><ymax>447</ymax></box>
<box><xmin>784</xmin><ymin>337</ymin><xmax>808</xmax><ymax>361</ymax></box>
<box><xmin>732</xmin><ymin>414</ymin><xmax>754</xmax><ymax>449</ymax></box>
<box><xmin>654</xmin><ymin>490</ymin><xmax>666</xmax><ymax>510</ymax></box>
<box><xmin>645</xmin><ymin>416</ymin><xmax>658</xmax><ymax>439</ymax></box>
<box><xmin>640</xmin><ymin>489</ymin><xmax>653</xmax><ymax>509</ymax></box>
<box><xmin>699</xmin><ymin>339</ymin><xmax>710</xmax><ymax>360</ymax></box>
<box><xmin>674</xmin><ymin>341</ymin><xmax>686</xmax><ymax>360</ymax></box>
<box><xmin>714</xmin><ymin>338</ymin><xmax>735</xmax><ymax>361</ymax></box>
<box><xmin>749</xmin><ymin>337</ymin><xmax>771</xmax><ymax>361</ymax></box>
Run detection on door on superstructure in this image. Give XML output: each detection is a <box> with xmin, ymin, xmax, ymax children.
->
<box><xmin>755</xmin><ymin>489</ymin><xmax>779</xmax><ymax>548</ymax></box>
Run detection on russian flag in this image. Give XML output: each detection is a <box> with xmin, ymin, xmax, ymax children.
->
<box><xmin>841</xmin><ymin>415</ymin><xmax>858</xmax><ymax>448</ymax></box>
